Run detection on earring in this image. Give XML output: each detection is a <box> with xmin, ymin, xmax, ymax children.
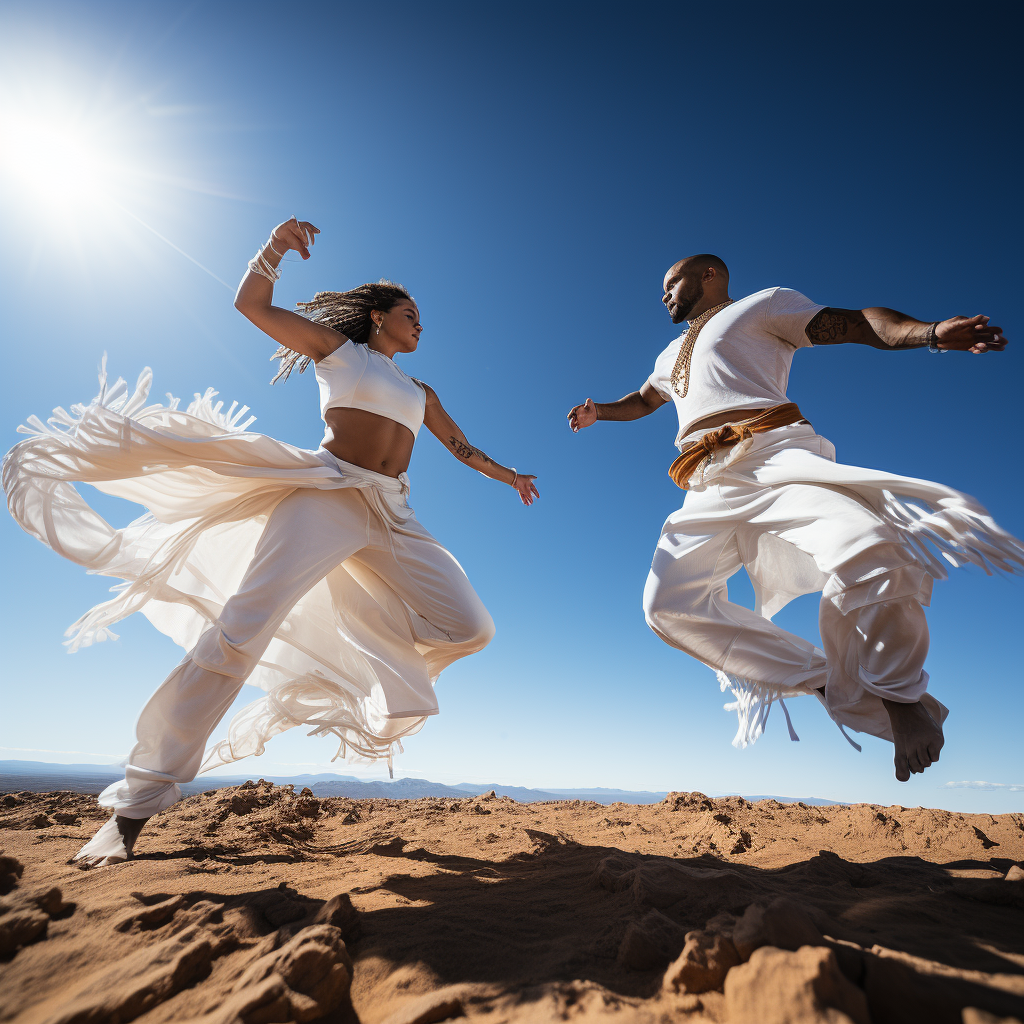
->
<box><xmin>375</xmin><ymin>319</ymin><xmax>381</xmax><ymax>335</ymax></box>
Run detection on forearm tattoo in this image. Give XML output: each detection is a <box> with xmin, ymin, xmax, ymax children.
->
<box><xmin>806</xmin><ymin>307</ymin><xmax>927</xmax><ymax>349</ymax></box>
<box><xmin>806</xmin><ymin>309</ymin><xmax>850</xmax><ymax>344</ymax></box>
<box><xmin>449</xmin><ymin>435</ymin><xmax>493</xmax><ymax>464</ymax></box>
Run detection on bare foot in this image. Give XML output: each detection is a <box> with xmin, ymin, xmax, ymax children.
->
<box><xmin>73</xmin><ymin>815</ymin><xmax>151</xmax><ymax>867</ymax></box>
<box><xmin>882</xmin><ymin>698</ymin><xmax>944</xmax><ymax>782</ymax></box>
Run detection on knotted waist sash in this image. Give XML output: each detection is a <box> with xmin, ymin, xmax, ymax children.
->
<box><xmin>668</xmin><ymin>403</ymin><xmax>810</xmax><ymax>489</ymax></box>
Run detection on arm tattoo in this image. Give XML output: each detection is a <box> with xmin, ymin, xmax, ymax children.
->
<box><xmin>806</xmin><ymin>308</ymin><xmax>850</xmax><ymax>344</ymax></box>
<box><xmin>807</xmin><ymin>306</ymin><xmax>928</xmax><ymax>349</ymax></box>
<box><xmin>448</xmin><ymin>435</ymin><xmax>493</xmax><ymax>464</ymax></box>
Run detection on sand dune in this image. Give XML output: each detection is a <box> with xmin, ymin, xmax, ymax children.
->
<box><xmin>1</xmin><ymin>784</ymin><xmax>1022</xmax><ymax>1023</ymax></box>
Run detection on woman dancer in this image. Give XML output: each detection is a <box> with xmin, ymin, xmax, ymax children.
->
<box><xmin>3</xmin><ymin>217</ymin><xmax>539</xmax><ymax>865</ymax></box>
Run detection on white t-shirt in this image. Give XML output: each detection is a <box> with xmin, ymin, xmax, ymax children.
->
<box><xmin>647</xmin><ymin>286</ymin><xmax>824</xmax><ymax>449</ymax></box>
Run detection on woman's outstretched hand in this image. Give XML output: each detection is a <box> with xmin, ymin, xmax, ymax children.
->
<box><xmin>270</xmin><ymin>217</ymin><xmax>320</xmax><ymax>260</ymax></box>
<box><xmin>513</xmin><ymin>474</ymin><xmax>540</xmax><ymax>506</ymax></box>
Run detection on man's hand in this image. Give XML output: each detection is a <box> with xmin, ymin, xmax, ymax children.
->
<box><xmin>567</xmin><ymin>398</ymin><xmax>598</xmax><ymax>433</ymax></box>
<box><xmin>935</xmin><ymin>315</ymin><xmax>1007</xmax><ymax>354</ymax></box>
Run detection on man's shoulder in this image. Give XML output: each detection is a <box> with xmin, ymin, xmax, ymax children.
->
<box><xmin>734</xmin><ymin>286</ymin><xmax>821</xmax><ymax>317</ymax></box>
<box><xmin>735</xmin><ymin>286</ymin><xmax>784</xmax><ymax>308</ymax></box>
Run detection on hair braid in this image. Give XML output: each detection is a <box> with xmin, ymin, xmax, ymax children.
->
<box><xmin>270</xmin><ymin>278</ymin><xmax>414</xmax><ymax>383</ymax></box>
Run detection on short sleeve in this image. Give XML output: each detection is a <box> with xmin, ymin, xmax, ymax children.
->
<box><xmin>646</xmin><ymin>369</ymin><xmax>671</xmax><ymax>400</ymax></box>
<box><xmin>766</xmin><ymin>288</ymin><xmax>825</xmax><ymax>349</ymax></box>
<box><xmin>316</xmin><ymin>338</ymin><xmax>356</xmax><ymax>366</ymax></box>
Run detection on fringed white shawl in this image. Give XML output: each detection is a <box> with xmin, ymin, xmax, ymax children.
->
<box><xmin>2</xmin><ymin>361</ymin><xmax>457</xmax><ymax>775</ymax></box>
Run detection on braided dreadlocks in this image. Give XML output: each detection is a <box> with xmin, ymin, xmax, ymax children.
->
<box><xmin>270</xmin><ymin>279</ymin><xmax>414</xmax><ymax>384</ymax></box>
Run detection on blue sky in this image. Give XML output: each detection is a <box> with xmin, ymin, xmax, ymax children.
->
<box><xmin>1</xmin><ymin>1</ymin><xmax>1021</xmax><ymax>812</ymax></box>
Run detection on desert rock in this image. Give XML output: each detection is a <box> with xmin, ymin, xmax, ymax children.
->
<box><xmin>210</xmin><ymin>923</ymin><xmax>351</xmax><ymax>1024</ymax></box>
<box><xmin>663</xmin><ymin>928</ymin><xmax>741</xmax><ymax>993</ymax></box>
<box><xmin>732</xmin><ymin>896</ymin><xmax>828</xmax><ymax>960</ymax></box>
<box><xmin>618</xmin><ymin>908</ymin><xmax>688</xmax><ymax>969</ymax></box>
<box><xmin>724</xmin><ymin>945</ymin><xmax>871</xmax><ymax>1024</ymax></box>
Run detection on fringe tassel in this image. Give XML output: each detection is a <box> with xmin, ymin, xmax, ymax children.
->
<box><xmin>717</xmin><ymin>670</ymin><xmax>864</xmax><ymax>752</ymax></box>
<box><xmin>717</xmin><ymin>670</ymin><xmax>805</xmax><ymax>749</ymax></box>
<box><xmin>878</xmin><ymin>489</ymin><xmax>1024</xmax><ymax>579</ymax></box>
<box><xmin>15</xmin><ymin>354</ymin><xmax>256</xmax><ymax>441</ymax></box>
<box><xmin>198</xmin><ymin>672</ymin><xmax>420</xmax><ymax>776</ymax></box>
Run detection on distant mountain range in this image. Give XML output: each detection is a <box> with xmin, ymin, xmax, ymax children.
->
<box><xmin>0</xmin><ymin>760</ymin><xmax>843</xmax><ymax>806</ymax></box>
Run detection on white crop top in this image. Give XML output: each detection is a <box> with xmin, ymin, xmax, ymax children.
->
<box><xmin>646</xmin><ymin>287</ymin><xmax>824</xmax><ymax>450</ymax></box>
<box><xmin>315</xmin><ymin>340</ymin><xmax>426</xmax><ymax>437</ymax></box>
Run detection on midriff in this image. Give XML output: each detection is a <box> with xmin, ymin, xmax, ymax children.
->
<box><xmin>686</xmin><ymin>406</ymin><xmax>773</xmax><ymax>436</ymax></box>
<box><xmin>322</xmin><ymin>408</ymin><xmax>415</xmax><ymax>477</ymax></box>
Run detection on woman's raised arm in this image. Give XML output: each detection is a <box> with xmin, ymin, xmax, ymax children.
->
<box><xmin>421</xmin><ymin>383</ymin><xmax>539</xmax><ymax>506</ymax></box>
<box><xmin>234</xmin><ymin>218</ymin><xmax>341</xmax><ymax>361</ymax></box>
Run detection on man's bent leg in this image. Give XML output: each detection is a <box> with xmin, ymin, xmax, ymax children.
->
<box><xmin>643</xmin><ymin>495</ymin><xmax>834</xmax><ymax>748</ymax></box>
<box><xmin>643</xmin><ymin>514</ymin><xmax>828</xmax><ymax>693</ymax></box>
<box><xmin>728</xmin><ymin>473</ymin><xmax>948</xmax><ymax>778</ymax></box>
<box><xmin>819</xmin><ymin>555</ymin><xmax>944</xmax><ymax>781</ymax></box>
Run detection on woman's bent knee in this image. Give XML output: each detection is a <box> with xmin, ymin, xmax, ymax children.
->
<box><xmin>428</xmin><ymin>599</ymin><xmax>494</xmax><ymax>652</ymax></box>
<box><xmin>463</xmin><ymin>608</ymin><xmax>496</xmax><ymax>651</ymax></box>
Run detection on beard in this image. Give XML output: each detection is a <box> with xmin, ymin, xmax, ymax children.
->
<box><xmin>669</xmin><ymin>281</ymin><xmax>704</xmax><ymax>324</ymax></box>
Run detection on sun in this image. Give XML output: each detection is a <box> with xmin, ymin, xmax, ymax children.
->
<box><xmin>1</xmin><ymin>112</ymin><xmax>112</xmax><ymax>208</ymax></box>
<box><xmin>0</xmin><ymin>91</ymin><xmax>136</xmax><ymax>221</ymax></box>
<box><xmin>0</xmin><ymin>83</ymin><xmax>231</xmax><ymax>288</ymax></box>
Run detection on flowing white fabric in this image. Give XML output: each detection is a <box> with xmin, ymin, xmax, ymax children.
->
<box><xmin>643</xmin><ymin>423</ymin><xmax>1024</xmax><ymax>748</ymax></box>
<box><xmin>3</xmin><ymin>360</ymin><xmax>493</xmax><ymax>799</ymax></box>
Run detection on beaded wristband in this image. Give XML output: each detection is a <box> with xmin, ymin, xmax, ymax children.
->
<box><xmin>926</xmin><ymin>322</ymin><xmax>947</xmax><ymax>354</ymax></box>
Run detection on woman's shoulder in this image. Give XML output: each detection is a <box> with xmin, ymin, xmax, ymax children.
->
<box><xmin>316</xmin><ymin>338</ymin><xmax>364</xmax><ymax>368</ymax></box>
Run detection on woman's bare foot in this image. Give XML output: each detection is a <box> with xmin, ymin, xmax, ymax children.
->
<box><xmin>882</xmin><ymin>698</ymin><xmax>944</xmax><ymax>782</ymax></box>
<box><xmin>73</xmin><ymin>815</ymin><xmax>151</xmax><ymax>867</ymax></box>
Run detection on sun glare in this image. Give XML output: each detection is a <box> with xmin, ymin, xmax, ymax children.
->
<box><xmin>0</xmin><ymin>98</ymin><xmax>134</xmax><ymax>220</ymax></box>
<box><xmin>2</xmin><ymin>114</ymin><xmax>109</xmax><ymax>205</ymax></box>
<box><xmin>0</xmin><ymin>80</ymin><xmax>231</xmax><ymax>288</ymax></box>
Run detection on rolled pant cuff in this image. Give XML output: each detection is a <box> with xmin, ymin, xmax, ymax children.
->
<box><xmin>841</xmin><ymin>668</ymin><xmax>930</xmax><ymax>706</ymax></box>
<box><xmin>97</xmin><ymin>778</ymin><xmax>183</xmax><ymax>819</ymax></box>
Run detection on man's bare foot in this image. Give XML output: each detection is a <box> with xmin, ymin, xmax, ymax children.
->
<box><xmin>882</xmin><ymin>698</ymin><xmax>944</xmax><ymax>782</ymax></box>
<box><xmin>73</xmin><ymin>814</ymin><xmax>151</xmax><ymax>867</ymax></box>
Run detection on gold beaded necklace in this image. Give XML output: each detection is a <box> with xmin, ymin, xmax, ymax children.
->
<box><xmin>670</xmin><ymin>300</ymin><xmax>734</xmax><ymax>398</ymax></box>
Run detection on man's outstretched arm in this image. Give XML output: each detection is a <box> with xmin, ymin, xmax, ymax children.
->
<box><xmin>567</xmin><ymin>382</ymin><xmax>667</xmax><ymax>432</ymax></box>
<box><xmin>806</xmin><ymin>308</ymin><xmax>1008</xmax><ymax>353</ymax></box>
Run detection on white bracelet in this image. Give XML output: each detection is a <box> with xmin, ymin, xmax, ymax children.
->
<box><xmin>268</xmin><ymin>236</ymin><xmax>285</xmax><ymax>259</ymax></box>
<box><xmin>248</xmin><ymin>245</ymin><xmax>281</xmax><ymax>283</ymax></box>
<box><xmin>511</xmin><ymin>468</ymin><xmax>518</xmax><ymax>487</ymax></box>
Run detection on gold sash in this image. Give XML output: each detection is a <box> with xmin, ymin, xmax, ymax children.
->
<box><xmin>668</xmin><ymin>403</ymin><xmax>810</xmax><ymax>489</ymax></box>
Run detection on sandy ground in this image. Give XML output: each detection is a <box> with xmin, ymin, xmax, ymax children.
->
<box><xmin>1</xmin><ymin>784</ymin><xmax>1022</xmax><ymax>1024</ymax></box>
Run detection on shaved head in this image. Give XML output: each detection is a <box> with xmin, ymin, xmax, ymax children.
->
<box><xmin>662</xmin><ymin>254</ymin><xmax>731</xmax><ymax>324</ymax></box>
<box><xmin>668</xmin><ymin>254</ymin><xmax>730</xmax><ymax>282</ymax></box>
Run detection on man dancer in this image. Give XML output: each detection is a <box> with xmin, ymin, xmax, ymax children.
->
<box><xmin>568</xmin><ymin>256</ymin><xmax>1020</xmax><ymax>781</ymax></box>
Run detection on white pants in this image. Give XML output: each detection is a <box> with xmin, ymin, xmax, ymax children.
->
<box><xmin>103</xmin><ymin>477</ymin><xmax>494</xmax><ymax>818</ymax></box>
<box><xmin>642</xmin><ymin>425</ymin><xmax>940</xmax><ymax>746</ymax></box>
